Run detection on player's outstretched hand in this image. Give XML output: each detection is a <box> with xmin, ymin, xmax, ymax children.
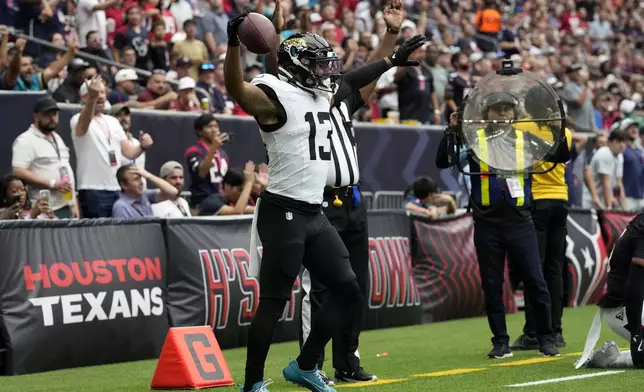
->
<box><xmin>228</xmin><ymin>9</ymin><xmax>251</xmax><ymax>46</ymax></box>
<box><xmin>388</xmin><ymin>35</ymin><xmax>426</xmax><ymax>67</ymax></box>
<box><xmin>631</xmin><ymin>334</ymin><xmax>644</xmax><ymax>369</ymax></box>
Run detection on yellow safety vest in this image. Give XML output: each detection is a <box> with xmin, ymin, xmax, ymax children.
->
<box><xmin>476</xmin><ymin>128</ymin><xmax>525</xmax><ymax>207</ymax></box>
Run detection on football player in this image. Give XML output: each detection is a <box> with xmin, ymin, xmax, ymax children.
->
<box><xmin>578</xmin><ymin>211</ymin><xmax>644</xmax><ymax>369</ymax></box>
<box><xmin>224</xmin><ymin>10</ymin><xmax>424</xmax><ymax>392</ymax></box>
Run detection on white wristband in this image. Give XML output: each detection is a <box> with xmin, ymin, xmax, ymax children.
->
<box><xmin>49</xmin><ymin>179</ymin><xmax>56</xmax><ymax>189</ymax></box>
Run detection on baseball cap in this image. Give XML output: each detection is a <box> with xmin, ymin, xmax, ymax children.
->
<box><xmin>401</xmin><ymin>19</ymin><xmax>416</xmax><ymax>31</ymax></box>
<box><xmin>68</xmin><ymin>58</ymin><xmax>91</xmax><ymax>73</ymax></box>
<box><xmin>620</xmin><ymin>99</ymin><xmax>636</xmax><ymax>114</ymax></box>
<box><xmin>109</xmin><ymin>103</ymin><xmax>130</xmax><ymax>116</ymax></box>
<box><xmin>309</xmin><ymin>12</ymin><xmax>323</xmax><ymax>24</ymax></box>
<box><xmin>178</xmin><ymin>76</ymin><xmax>196</xmax><ymax>91</ymax></box>
<box><xmin>115</xmin><ymin>68</ymin><xmax>139</xmax><ymax>83</ymax></box>
<box><xmin>566</xmin><ymin>64</ymin><xmax>583</xmax><ymax>74</ymax></box>
<box><xmin>33</xmin><ymin>96</ymin><xmax>60</xmax><ymax>113</ymax></box>
<box><xmin>159</xmin><ymin>161</ymin><xmax>184</xmax><ymax>178</ymax></box>
<box><xmin>320</xmin><ymin>22</ymin><xmax>335</xmax><ymax>33</ymax></box>
<box><xmin>176</xmin><ymin>56</ymin><xmax>192</xmax><ymax>67</ymax></box>
<box><xmin>620</xmin><ymin>118</ymin><xmax>638</xmax><ymax>132</ymax></box>
<box><xmin>469</xmin><ymin>52</ymin><xmax>483</xmax><ymax>63</ymax></box>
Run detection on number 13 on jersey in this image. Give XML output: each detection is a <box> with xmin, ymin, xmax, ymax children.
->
<box><xmin>305</xmin><ymin>111</ymin><xmax>332</xmax><ymax>161</ymax></box>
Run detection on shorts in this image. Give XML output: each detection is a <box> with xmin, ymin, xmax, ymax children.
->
<box><xmin>256</xmin><ymin>198</ymin><xmax>355</xmax><ymax>301</ymax></box>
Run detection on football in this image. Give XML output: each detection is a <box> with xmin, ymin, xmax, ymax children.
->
<box><xmin>238</xmin><ymin>13</ymin><xmax>278</xmax><ymax>55</ymax></box>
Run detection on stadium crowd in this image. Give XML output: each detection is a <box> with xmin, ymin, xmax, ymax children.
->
<box><xmin>0</xmin><ymin>0</ymin><xmax>643</xmax><ymax>220</ymax></box>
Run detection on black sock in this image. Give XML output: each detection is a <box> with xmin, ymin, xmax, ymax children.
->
<box><xmin>297</xmin><ymin>280</ymin><xmax>361</xmax><ymax>371</ymax></box>
<box><xmin>244</xmin><ymin>298</ymin><xmax>287</xmax><ymax>391</ymax></box>
<box><xmin>625</xmin><ymin>264</ymin><xmax>644</xmax><ymax>336</ymax></box>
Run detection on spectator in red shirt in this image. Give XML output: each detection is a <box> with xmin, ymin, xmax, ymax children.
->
<box><xmin>142</xmin><ymin>0</ymin><xmax>177</xmax><ymax>41</ymax></box>
<box><xmin>170</xmin><ymin>76</ymin><xmax>199</xmax><ymax>111</ymax></box>
<box><xmin>105</xmin><ymin>1</ymin><xmax>126</xmax><ymax>46</ymax></box>
<box><xmin>321</xmin><ymin>2</ymin><xmax>344</xmax><ymax>43</ymax></box>
<box><xmin>137</xmin><ymin>70</ymin><xmax>177</xmax><ymax>109</ymax></box>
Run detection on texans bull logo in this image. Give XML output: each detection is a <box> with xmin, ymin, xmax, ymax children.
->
<box><xmin>565</xmin><ymin>210</ymin><xmax>608</xmax><ymax>307</ymax></box>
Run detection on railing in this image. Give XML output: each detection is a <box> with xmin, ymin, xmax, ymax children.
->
<box><xmin>14</xmin><ymin>33</ymin><xmax>213</xmax><ymax>99</ymax></box>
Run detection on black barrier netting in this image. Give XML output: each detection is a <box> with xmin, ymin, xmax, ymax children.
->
<box><xmin>0</xmin><ymin>94</ymin><xmax>451</xmax><ymax>194</ymax></box>
<box><xmin>0</xmin><ymin>209</ymin><xmax>627</xmax><ymax>375</ymax></box>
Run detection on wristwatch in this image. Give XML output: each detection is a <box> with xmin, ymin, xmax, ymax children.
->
<box><xmin>387</xmin><ymin>27</ymin><xmax>400</xmax><ymax>35</ymax></box>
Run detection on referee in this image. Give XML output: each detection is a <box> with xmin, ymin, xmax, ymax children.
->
<box><xmin>265</xmin><ymin>0</ymin><xmax>411</xmax><ymax>384</ymax></box>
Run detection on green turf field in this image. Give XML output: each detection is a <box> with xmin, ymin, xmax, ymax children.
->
<box><xmin>1</xmin><ymin>305</ymin><xmax>642</xmax><ymax>392</ymax></box>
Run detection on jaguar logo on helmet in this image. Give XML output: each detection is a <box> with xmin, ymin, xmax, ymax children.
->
<box><xmin>283</xmin><ymin>37</ymin><xmax>307</xmax><ymax>50</ymax></box>
<box><xmin>277</xmin><ymin>32</ymin><xmax>341</xmax><ymax>94</ymax></box>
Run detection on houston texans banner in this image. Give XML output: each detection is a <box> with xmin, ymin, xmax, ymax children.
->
<box><xmin>598</xmin><ymin>211</ymin><xmax>636</xmax><ymax>253</ymax></box>
<box><xmin>0</xmin><ymin>219</ymin><xmax>169</xmax><ymax>375</ymax></box>
<box><xmin>363</xmin><ymin>211</ymin><xmax>423</xmax><ymax>330</ymax></box>
<box><xmin>410</xmin><ymin>213</ymin><xmax>517</xmax><ymax>323</ymax></box>
<box><xmin>565</xmin><ymin>209</ymin><xmax>609</xmax><ymax>306</ymax></box>
<box><xmin>164</xmin><ymin>217</ymin><xmax>297</xmax><ymax>349</ymax></box>
<box><xmin>166</xmin><ymin>213</ymin><xmax>423</xmax><ymax>348</ymax></box>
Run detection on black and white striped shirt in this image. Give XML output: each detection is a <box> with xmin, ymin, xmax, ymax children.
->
<box><xmin>327</xmin><ymin>90</ymin><xmax>364</xmax><ymax>187</ymax></box>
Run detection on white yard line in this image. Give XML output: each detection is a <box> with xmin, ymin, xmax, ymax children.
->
<box><xmin>505</xmin><ymin>371</ymin><xmax>625</xmax><ymax>387</ymax></box>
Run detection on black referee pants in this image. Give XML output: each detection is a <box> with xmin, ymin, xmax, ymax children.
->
<box><xmin>299</xmin><ymin>186</ymin><xmax>369</xmax><ymax>372</ymax></box>
<box><xmin>523</xmin><ymin>199</ymin><xmax>569</xmax><ymax>337</ymax></box>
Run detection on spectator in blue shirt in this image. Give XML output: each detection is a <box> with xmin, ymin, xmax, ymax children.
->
<box><xmin>402</xmin><ymin>176</ymin><xmax>457</xmax><ymax>218</ymax></box>
<box><xmin>621</xmin><ymin>119</ymin><xmax>644</xmax><ymax>211</ymax></box>
<box><xmin>0</xmin><ymin>38</ymin><xmax>78</xmax><ymax>91</ymax></box>
<box><xmin>112</xmin><ymin>164</ymin><xmax>179</xmax><ymax>218</ymax></box>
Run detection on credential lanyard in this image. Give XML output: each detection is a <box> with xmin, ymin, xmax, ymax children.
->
<box><xmin>175</xmin><ymin>200</ymin><xmax>188</xmax><ymax>217</ymax></box>
<box><xmin>94</xmin><ymin>116</ymin><xmax>113</xmax><ymax>150</ymax></box>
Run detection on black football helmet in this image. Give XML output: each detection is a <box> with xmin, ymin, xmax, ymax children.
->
<box><xmin>277</xmin><ymin>32</ymin><xmax>341</xmax><ymax>93</ymax></box>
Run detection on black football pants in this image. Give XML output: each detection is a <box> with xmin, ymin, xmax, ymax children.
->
<box><xmin>299</xmin><ymin>186</ymin><xmax>369</xmax><ymax>372</ymax></box>
<box><xmin>244</xmin><ymin>197</ymin><xmax>361</xmax><ymax>388</ymax></box>
<box><xmin>523</xmin><ymin>199</ymin><xmax>569</xmax><ymax>337</ymax></box>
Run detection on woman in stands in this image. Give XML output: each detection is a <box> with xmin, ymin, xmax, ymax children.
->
<box><xmin>0</xmin><ymin>175</ymin><xmax>55</xmax><ymax>220</ymax></box>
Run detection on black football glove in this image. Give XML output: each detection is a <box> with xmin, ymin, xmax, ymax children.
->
<box><xmin>387</xmin><ymin>35</ymin><xmax>426</xmax><ymax>67</ymax></box>
<box><xmin>227</xmin><ymin>9</ymin><xmax>251</xmax><ymax>46</ymax></box>
<box><xmin>631</xmin><ymin>334</ymin><xmax>644</xmax><ymax>369</ymax></box>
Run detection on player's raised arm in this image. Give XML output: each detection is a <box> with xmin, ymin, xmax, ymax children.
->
<box><xmin>333</xmin><ymin>35</ymin><xmax>426</xmax><ymax>104</ymax></box>
<box><xmin>224</xmin><ymin>11</ymin><xmax>282</xmax><ymax>127</ymax></box>
<box><xmin>357</xmin><ymin>0</ymin><xmax>404</xmax><ymax>103</ymax></box>
<box><xmin>265</xmin><ymin>0</ymin><xmax>284</xmax><ymax>77</ymax></box>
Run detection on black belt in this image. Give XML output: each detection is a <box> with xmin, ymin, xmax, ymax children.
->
<box><xmin>324</xmin><ymin>185</ymin><xmax>357</xmax><ymax>196</ymax></box>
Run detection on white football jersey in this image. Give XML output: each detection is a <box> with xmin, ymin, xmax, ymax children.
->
<box><xmin>251</xmin><ymin>74</ymin><xmax>333</xmax><ymax>205</ymax></box>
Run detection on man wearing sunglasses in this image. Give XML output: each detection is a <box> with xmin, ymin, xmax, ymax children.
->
<box><xmin>196</xmin><ymin>60</ymin><xmax>230</xmax><ymax>113</ymax></box>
